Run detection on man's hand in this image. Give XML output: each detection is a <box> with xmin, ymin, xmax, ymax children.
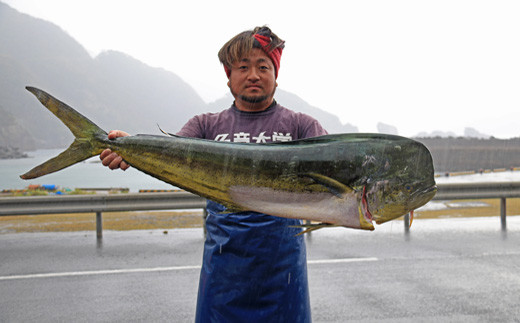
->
<box><xmin>100</xmin><ymin>130</ymin><xmax>130</xmax><ymax>170</ymax></box>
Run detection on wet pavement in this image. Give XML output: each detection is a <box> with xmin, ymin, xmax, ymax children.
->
<box><xmin>1</xmin><ymin>216</ymin><xmax>519</xmax><ymax>322</ymax></box>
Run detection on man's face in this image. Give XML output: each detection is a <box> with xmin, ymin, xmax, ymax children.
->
<box><xmin>228</xmin><ymin>48</ymin><xmax>277</xmax><ymax>112</ymax></box>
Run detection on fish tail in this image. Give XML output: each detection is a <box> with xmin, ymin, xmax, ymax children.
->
<box><xmin>20</xmin><ymin>87</ymin><xmax>107</xmax><ymax>179</ymax></box>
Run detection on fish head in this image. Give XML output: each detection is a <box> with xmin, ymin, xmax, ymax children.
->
<box><xmin>365</xmin><ymin>177</ymin><xmax>437</xmax><ymax>224</ymax></box>
<box><xmin>356</xmin><ymin>136</ymin><xmax>438</xmax><ymax>225</ymax></box>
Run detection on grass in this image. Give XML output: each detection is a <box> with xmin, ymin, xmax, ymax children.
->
<box><xmin>0</xmin><ymin>210</ymin><xmax>204</xmax><ymax>234</ymax></box>
<box><xmin>1</xmin><ymin>198</ymin><xmax>519</xmax><ymax>234</ymax></box>
<box><xmin>415</xmin><ymin>198</ymin><xmax>520</xmax><ymax>219</ymax></box>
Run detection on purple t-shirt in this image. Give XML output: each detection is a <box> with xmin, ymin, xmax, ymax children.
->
<box><xmin>177</xmin><ymin>101</ymin><xmax>328</xmax><ymax>141</ymax></box>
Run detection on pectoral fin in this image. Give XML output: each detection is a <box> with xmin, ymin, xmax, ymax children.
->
<box><xmin>301</xmin><ymin>173</ymin><xmax>354</xmax><ymax>198</ymax></box>
<box><xmin>291</xmin><ymin>222</ymin><xmax>337</xmax><ymax>235</ymax></box>
<box><xmin>216</xmin><ymin>201</ymin><xmax>249</xmax><ymax>214</ymax></box>
<box><xmin>217</xmin><ymin>207</ymin><xmax>244</xmax><ymax>214</ymax></box>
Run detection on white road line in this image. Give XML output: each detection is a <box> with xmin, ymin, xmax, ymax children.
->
<box><xmin>308</xmin><ymin>257</ymin><xmax>378</xmax><ymax>264</ymax></box>
<box><xmin>0</xmin><ymin>257</ymin><xmax>377</xmax><ymax>281</ymax></box>
<box><xmin>0</xmin><ymin>265</ymin><xmax>201</xmax><ymax>281</ymax></box>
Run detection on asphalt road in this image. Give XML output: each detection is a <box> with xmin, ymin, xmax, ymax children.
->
<box><xmin>1</xmin><ymin>216</ymin><xmax>519</xmax><ymax>322</ymax></box>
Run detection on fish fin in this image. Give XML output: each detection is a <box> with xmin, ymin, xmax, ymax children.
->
<box><xmin>302</xmin><ymin>172</ymin><xmax>354</xmax><ymax>198</ymax></box>
<box><xmin>216</xmin><ymin>207</ymin><xmax>244</xmax><ymax>214</ymax></box>
<box><xmin>25</xmin><ymin>87</ymin><xmax>106</xmax><ymax>140</ymax></box>
<box><xmin>21</xmin><ymin>140</ymin><xmax>97</xmax><ymax>179</ymax></box>
<box><xmin>20</xmin><ymin>87</ymin><xmax>107</xmax><ymax>179</ymax></box>
<box><xmin>214</xmin><ymin>202</ymin><xmax>248</xmax><ymax>214</ymax></box>
<box><xmin>157</xmin><ymin>124</ymin><xmax>175</xmax><ymax>137</ymax></box>
<box><xmin>291</xmin><ymin>222</ymin><xmax>336</xmax><ymax>236</ymax></box>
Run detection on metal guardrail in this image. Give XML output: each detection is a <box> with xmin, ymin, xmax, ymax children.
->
<box><xmin>432</xmin><ymin>182</ymin><xmax>520</xmax><ymax>200</ymax></box>
<box><xmin>0</xmin><ymin>191</ymin><xmax>206</xmax><ymax>216</ymax></box>
<box><xmin>411</xmin><ymin>182</ymin><xmax>520</xmax><ymax>233</ymax></box>
<box><xmin>1</xmin><ymin>182</ymin><xmax>520</xmax><ymax>238</ymax></box>
<box><xmin>0</xmin><ymin>191</ymin><xmax>206</xmax><ymax>238</ymax></box>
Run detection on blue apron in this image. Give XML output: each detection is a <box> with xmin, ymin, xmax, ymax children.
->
<box><xmin>195</xmin><ymin>200</ymin><xmax>311</xmax><ymax>322</ymax></box>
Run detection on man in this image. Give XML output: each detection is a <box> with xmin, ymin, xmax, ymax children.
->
<box><xmin>101</xmin><ymin>26</ymin><xmax>327</xmax><ymax>322</ymax></box>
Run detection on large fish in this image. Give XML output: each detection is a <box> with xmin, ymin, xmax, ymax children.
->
<box><xmin>21</xmin><ymin>87</ymin><xmax>437</xmax><ymax>231</ymax></box>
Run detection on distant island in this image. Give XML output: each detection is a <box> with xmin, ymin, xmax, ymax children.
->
<box><xmin>0</xmin><ymin>146</ymin><xmax>28</xmax><ymax>159</ymax></box>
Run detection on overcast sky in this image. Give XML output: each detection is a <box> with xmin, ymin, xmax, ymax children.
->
<box><xmin>5</xmin><ymin>0</ymin><xmax>520</xmax><ymax>138</ymax></box>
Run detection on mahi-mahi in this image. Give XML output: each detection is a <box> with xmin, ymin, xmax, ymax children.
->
<box><xmin>21</xmin><ymin>87</ymin><xmax>437</xmax><ymax>231</ymax></box>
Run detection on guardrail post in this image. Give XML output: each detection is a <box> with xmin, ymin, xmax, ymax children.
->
<box><xmin>404</xmin><ymin>213</ymin><xmax>410</xmax><ymax>235</ymax></box>
<box><xmin>202</xmin><ymin>208</ymin><xmax>207</xmax><ymax>238</ymax></box>
<box><xmin>500</xmin><ymin>197</ymin><xmax>507</xmax><ymax>231</ymax></box>
<box><xmin>96</xmin><ymin>211</ymin><xmax>103</xmax><ymax>239</ymax></box>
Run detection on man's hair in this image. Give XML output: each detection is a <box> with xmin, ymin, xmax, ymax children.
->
<box><xmin>218</xmin><ymin>26</ymin><xmax>285</xmax><ymax>71</ymax></box>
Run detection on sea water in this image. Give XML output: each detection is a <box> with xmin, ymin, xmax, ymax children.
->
<box><xmin>0</xmin><ymin>149</ymin><xmax>173</xmax><ymax>192</ymax></box>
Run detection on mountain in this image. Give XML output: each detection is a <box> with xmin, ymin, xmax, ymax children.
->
<box><xmin>0</xmin><ymin>2</ymin><xmax>357</xmax><ymax>152</ymax></box>
<box><xmin>0</xmin><ymin>2</ymin><xmax>208</xmax><ymax>150</ymax></box>
<box><xmin>463</xmin><ymin>127</ymin><xmax>491</xmax><ymax>139</ymax></box>
<box><xmin>377</xmin><ymin>122</ymin><xmax>398</xmax><ymax>135</ymax></box>
<box><xmin>274</xmin><ymin>90</ymin><xmax>358</xmax><ymax>134</ymax></box>
<box><xmin>0</xmin><ymin>104</ymin><xmax>35</xmax><ymax>149</ymax></box>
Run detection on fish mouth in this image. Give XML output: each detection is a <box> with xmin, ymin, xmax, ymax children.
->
<box><xmin>412</xmin><ymin>184</ymin><xmax>437</xmax><ymax>204</ymax></box>
<box><xmin>359</xmin><ymin>186</ymin><xmax>375</xmax><ymax>230</ymax></box>
<box><xmin>423</xmin><ymin>184</ymin><xmax>437</xmax><ymax>194</ymax></box>
<box><xmin>373</xmin><ymin>184</ymin><xmax>437</xmax><ymax>225</ymax></box>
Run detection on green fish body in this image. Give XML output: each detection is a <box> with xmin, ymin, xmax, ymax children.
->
<box><xmin>21</xmin><ymin>87</ymin><xmax>437</xmax><ymax>231</ymax></box>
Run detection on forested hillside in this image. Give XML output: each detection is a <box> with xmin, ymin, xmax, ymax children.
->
<box><xmin>0</xmin><ymin>2</ymin><xmax>355</xmax><ymax>152</ymax></box>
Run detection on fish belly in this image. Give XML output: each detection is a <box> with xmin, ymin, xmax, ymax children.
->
<box><xmin>228</xmin><ymin>186</ymin><xmax>364</xmax><ymax>229</ymax></box>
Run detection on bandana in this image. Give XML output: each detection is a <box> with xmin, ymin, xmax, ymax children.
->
<box><xmin>224</xmin><ymin>33</ymin><xmax>283</xmax><ymax>79</ymax></box>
